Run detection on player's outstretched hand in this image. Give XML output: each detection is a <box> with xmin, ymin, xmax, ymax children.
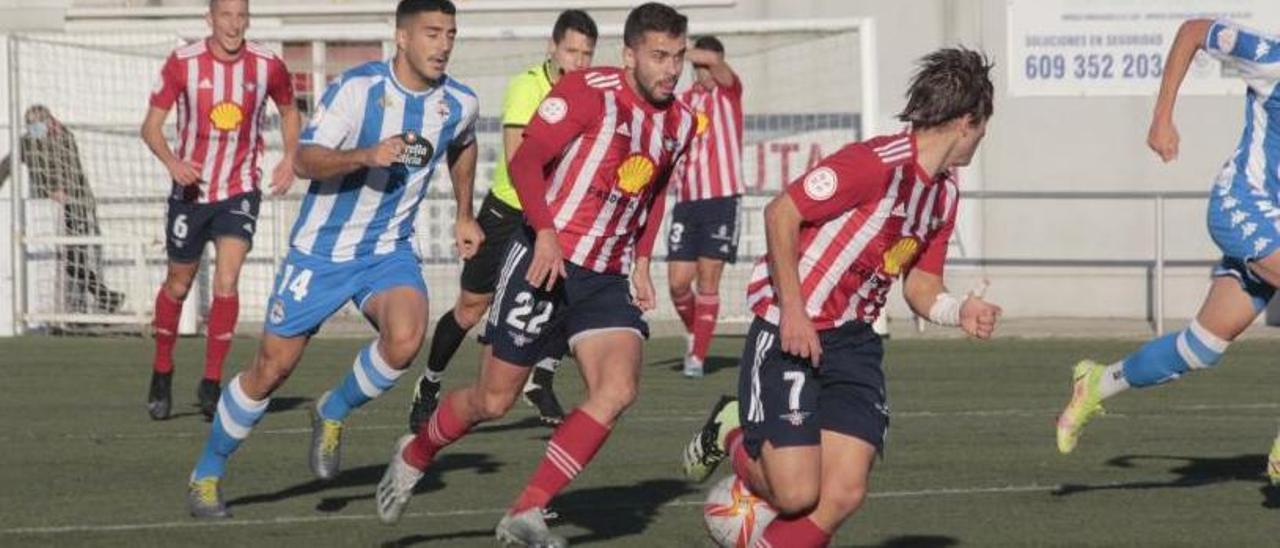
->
<box><xmin>455</xmin><ymin>217</ymin><xmax>484</xmax><ymax>260</ymax></box>
<box><xmin>632</xmin><ymin>263</ymin><xmax>656</xmax><ymax>311</ymax></box>
<box><xmin>269</xmin><ymin>156</ymin><xmax>297</xmax><ymax>196</ymax></box>
<box><xmin>960</xmin><ymin>295</ymin><xmax>1001</xmax><ymax>340</ymax></box>
<box><xmin>1147</xmin><ymin>117</ymin><xmax>1179</xmax><ymax>163</ymax></box>
<box><xmin>166</xmin><ymin>159</ymin><xmax>203</xmax><ymax>186</ymax></box>
<box><xmin>365</xmin><ymin>135</ymin><xmax>406</xmax><ymax>169</ymax></box>
<box><xmin>780</xmin><ymin>305</ymin><xmax>822</xmax><ymax>366</ymax></box>
<box><xmin>526</xmin><ymin>228</ymin><xmax>567</xmax><ymax>291</ymax></box>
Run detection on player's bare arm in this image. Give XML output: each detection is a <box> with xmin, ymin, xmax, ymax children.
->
<box><xmin>1149</xmin><ymin>19</ymin><xmax>1212</xmax><ymax>163</ymax></box>
<box><xmin>269</xmin><ymin>104</ymin><xmax>302</xmax><ymax>195</ymax></box>
<box><xmin>762</xmin><ymin>192</ymin><xmax>822</xmax><ymax>364</ymax></box>
<box><xmin>293</xmin><ymin>135</ymin><xmax>406</xmax><ymax>181</ymax></box>
<box><xmin>448</xmin><ymin>140</ymin><xmax>483</xmax><ymax>260</ymax></box>
<box><xmin>687</xmin><ymin>47</ymin><xmax>737</xmax><ymax>88</ymax></box>
<box><xmin>904</xmin><ymin>268</ymin><xmax>1000</xmax><ymax>340</ymax></box>
<box><xmin>141</xmin><ymin>106</ymin><xmax>201</xmax><ymax>186</ymax></box>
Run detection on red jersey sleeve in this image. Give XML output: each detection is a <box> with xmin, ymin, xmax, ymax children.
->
<box><xmin>722</xmin><ymin>74</ymin><xmax>743</xmax><ymax>100</ymax></box>
<box><xmin>785</xmin><ymin>143</ymin><xmax>886</xmax><ymax>224</ymax></box>
<box><xmin>912</xmin><ymin>181</ymin><xmax>959</xmax><ymax>276</ymax></box>
<box><xmin>510</xmin><ymin>72</ymin><xmax>606</xmax><ymax>230</ymax></box>
<box><xmin>149</xmin><ymin>53</ymin><xmax>184</xmax><ymax>110</ymax></box>
<box><xmin>266</xmin><ymin>55</ymin><xmax>295</xmax><ymax>107</ymax></box>
<box><xmin>520</xmin><ymin>72</ymin><xmax>604</xmax><ymax>155</ymax></box>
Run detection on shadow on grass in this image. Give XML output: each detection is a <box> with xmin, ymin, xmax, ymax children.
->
<box><xmin>654</xmin><ymin>355</ymin><xmax>739</xmax><ymax>376</ymax></box>
<box><xmin>227</xmin><ymin>452</ymin><xmax>503</xmax><ymax>512</ymax></box>
<box><xmin>855</xmin><ymin>535</ymin><xmax>961</xmax><ymax>547</ymax></box>
<box><xmin>382</xmin><ymin>478</ymin><xmax>696</xmax><ymax>546</ymax></box>
<box><xmin>1053</xmin><ymin>453</ymin><xmax>1272</xmax><ymax>506</ymax></box>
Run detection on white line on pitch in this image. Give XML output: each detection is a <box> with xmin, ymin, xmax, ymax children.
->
<box><xmin>0</xmin><ymin>482</ymin><xmax>1068</xmax><ymax>536</ymax></box>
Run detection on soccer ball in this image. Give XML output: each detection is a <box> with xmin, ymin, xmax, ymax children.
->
<box><xmin>703</xmin><ymin>475</ymin><xmax>777</xmax><ymax>548</ymax></box>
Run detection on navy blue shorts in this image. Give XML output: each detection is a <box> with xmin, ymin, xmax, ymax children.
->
<box><xmin>484</xmin><ymin>228</ymin><xmax>649</xmax><ymax>367</ymax></box>
<box><xmin>667</xmin><ymin>196</ymin><xmax>740</xmax><ymax>263</ymax></box>
<box><xmin>166</xmin><ymin>188</ymin><xmax>260</xmax><ymax>263</ymax></box>
<box><xmin>737</xmin><ymin>316</ymin><xmax>888</xmax><ymax>458</ymax></box>
<box><xmin>460</xmin><ymin>193</ymin><xmax>525</xmax><ymax>294</ymax></box>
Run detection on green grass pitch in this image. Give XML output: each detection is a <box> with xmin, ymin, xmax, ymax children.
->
<box><xmin>2</xmin><ymin>334</ymin><xmax>1278</xmax><ymax>546</ymax></box>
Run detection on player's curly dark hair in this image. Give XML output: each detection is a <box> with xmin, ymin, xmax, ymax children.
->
<box><xmin>624</xmin><ymin>3</ymin><xmax>688</xmax><ymax>48</ymax></box>
<box><xmin>898</xmin><ymin>47</ymin><xmax>994</xmax><ymax>129</ymax></box>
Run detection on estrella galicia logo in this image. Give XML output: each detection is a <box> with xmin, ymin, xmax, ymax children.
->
<box><xmin>397</xmin><ymin>131</ymin><xmax>433</xmax><ymax>168</ymax></box>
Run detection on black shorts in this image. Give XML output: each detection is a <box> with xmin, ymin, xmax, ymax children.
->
<box><xmin>461</xmin><ymin>193</ymin><xmax>525</xmax><ymax>294</ymax></box>
<box><xmin>667</xmin><ymin>195</ymin><xmax>740</xmax><ymax>263</ymax></box>
<box><xmin>484</xmin><ymin>228</ymin><xmax>649</xmax><ymax>367</ymax></box>
<box><xmin>737</xmin><ymin>316</ymin><xmax>889</xmax><ymax>458</ymax></box>
<box><xmin>165</xmin><ymin>187</ymin><xmax>260</xmax><ymax>263</ymax></box>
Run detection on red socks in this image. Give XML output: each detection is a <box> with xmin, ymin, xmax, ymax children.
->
<box><xmin>511</xmin><ymin>410</ymin><xmax>612</xmax><ymax>513</ymax></box>
<box><xmin>758</xmin><ymin>516</ymin><xmax>831</xmax><ymax>548</ymax></box>
<box><xmin>692</xmin><ymin>292</ymin><xmax>720</xmax><ymax>361</ymax></box>
<box><xmin>204</xmin><ymin>294</ymin><xmax>238</xmax><ymax>381</ymax></box>
<box><xmin>152</xmin><ymin>289</ymin><xmax>183</xmax><ymax>375</ymax></box>
<box><xmin>404</xmin><ymin>393</ymin><xmax>472</xmax><ymax>470</ymax></box>
<box><xmin>673</xmin><ymin>290</ymin><xmax>696</xmax><ymax>333</ymax></box>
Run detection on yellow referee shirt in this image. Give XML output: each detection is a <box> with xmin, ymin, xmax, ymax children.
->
<box><xmin>490</xmin><ymin>61</ymin><xmax>555</xmax><ymax>210</ymax></box>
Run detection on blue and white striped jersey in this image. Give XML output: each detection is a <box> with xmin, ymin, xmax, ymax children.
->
<box><xmin>292</xmin><ymin>60</ymin><xmax>478</xmax><ymax>263</ymax></box>
<box><xmin>1205</xmin><ymin>20</ymin><xmax>1280</xmax><ymax>194</ymax></box>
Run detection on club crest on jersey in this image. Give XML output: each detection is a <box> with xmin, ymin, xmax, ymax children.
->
<box><xmin>882</xmin><ymin>237</ymin><xmax>921</xmax><ymax>276</ymax></box>
<box><xmin>695</xmin><ymin>111</ymin><xmax>710</xmax><ymax>136</ymax></box>
<box><xmin>209</xmin><ymin>101</ymin><xmax>244</xmax><ymax>132</ymax></box>
<box><xmin>436</xmin><ymin>99</ymin><xmax>451</xmax><ymax>118</ymax></box>
<box><xmin>803</xmin><ymin>167</ymin><xmax>838</xmax><ymax>201</ymax></box>
<box><xmin>538</xmin><ymin>97</ymin><xmax>568</xmax><ymax>124</ymax></box>
<box><xmin>396</xmin><ymin>131</ymin><xmax>433</xmax><ymax>169</ymax></box>
<box><xmin>269</xmin><ymin>298</ymin><xmax>286</xmax><ymax>324</ymax></box>
<box><xmin>663</xmin><ymin>137</ymin><xmax>680</xmax><ymax>152</ymax></box>
<box><xmin>1216</xmin><ymin>25</ymin><xmax>1238</xmax><ymax>54</ymax></box>
<box><xmin>617</xmin><ymin>154</ymin><xmax>656</xmax><ymax>194</ymax></box>
<box><xmin>779</xmin><ymin>410</ymin><xmax>811</xmax><ymax>427</ymax></box>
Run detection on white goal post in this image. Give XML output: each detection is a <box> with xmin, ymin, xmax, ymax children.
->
<box><xmin>4</xmin><ymin>17</ymin><xmax>877</xmax><ymax>336</ymax></box>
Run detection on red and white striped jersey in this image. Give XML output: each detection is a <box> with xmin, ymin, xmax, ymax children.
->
<box><xmin>746</xmin><ymin>133</ymin><xmax>959</xmax><ymax>330</ymax></box>
<box><xmin>522</xmin><ymin>67</ymin><xmax>696</xmax><ymax>274</ymax></box>
<box><xmin>149</xmin><ymin>39</ymin><xmax>293</xmax><ymax>204</ymax></box>
<box><xmin>672</xmin><ymin>78</ymin><xmax>744</xmax><ymax>202</ymax></box>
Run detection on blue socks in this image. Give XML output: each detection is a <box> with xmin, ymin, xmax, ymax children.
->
<box><xmin>319</xmin><ymin>341</ymin><xmax>407</xmax><ymax>421</ymax></box>
<box><xmin>1121</xmin><ymin>320</ymin><xmax>1229</xmax><ymax>387</ymax></box>
<box><xmin>192</xmin><ymin>375</ymin><xmax>268</xmax><ymax>480</ymax></box>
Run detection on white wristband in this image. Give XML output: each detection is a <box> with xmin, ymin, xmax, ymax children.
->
<box><xmin>927</xmin><ymin>292</ymin><xmax>962</xmax><ymax>326</ymax></box>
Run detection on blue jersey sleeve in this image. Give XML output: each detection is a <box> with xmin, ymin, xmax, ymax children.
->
<box><xmin>1205</xmin><ymin>20</ymin><xmax>1280</xmax><ymax>84</ymax></box>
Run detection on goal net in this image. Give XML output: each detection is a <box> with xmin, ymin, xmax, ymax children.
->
<box><xmin>6</xmin><ymin>19</ymin><xmax>875</xmax><ymax>336</ymax></box>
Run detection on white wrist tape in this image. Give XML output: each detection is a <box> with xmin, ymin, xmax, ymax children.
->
<box><xmin>928</xmin><ymin>292</ymin><xmax>962</xmax><ymax>326</ymax></box>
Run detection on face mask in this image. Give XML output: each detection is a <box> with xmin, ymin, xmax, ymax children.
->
<box><xmin>27</xmin><ymin>122</ymin><xmax>48</xmax><ymax>139</ymax></box>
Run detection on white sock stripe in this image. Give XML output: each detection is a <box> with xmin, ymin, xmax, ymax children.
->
<box><xmin>1175</xmin><ymin>332</ymin><xmax>1207</xmax><ymax>370</ymax></box>
<box><xmin>547</xmin><ymin>442</ymin><xmax>582</xmax><ymax>475</ymax></box>
<box><xmin>365</xmin><ymin>342</ymin><xmax>407</xmax><ymax>380</ymax></box>
<box><xmin>1188</xmin><ymin>319</ymin><xmax>1230</xmax><ymax>354</ymax></box>
<box><xmin>545</xmin><ymin>445</ymin><xmax>581</xmax><ymax>477</ymax></box>
<box><xmin>427</xmin><ymin>414</ymin><xmax>445</xmax><ymax>446</ymax></box>
<box><xmin>215</xmin><ymin>399</ymin><xmax>252</xmax><ymax>439</ymax></box>
<box><xmin>227</xmin><ymin>376</ymin><xmax>268</xmax><ymax>413</ymax></box>
<box><xmin>351</xmin><ymin>362</ymin><xmax>382</xmax><ymax>398</ymax></box>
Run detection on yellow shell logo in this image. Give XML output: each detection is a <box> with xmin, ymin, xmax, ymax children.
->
<box><xmin>882</xmin><ymin>237</ymin><xmax>921</xmax><ymax>276</ymax></box>
<box><xmin>209</xmin><ymin>101</ymin><xmax>244</xmax><ymax>132</ymax></box>
<box><xmin>616</xmin><ymin>154</ymin><xmax>656</xmax><ymax>194</ymax></box>
<box><xmin>695</xmin><ymin>111</ymin><xmax>710</xmax><ymax>136</ymax></box>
